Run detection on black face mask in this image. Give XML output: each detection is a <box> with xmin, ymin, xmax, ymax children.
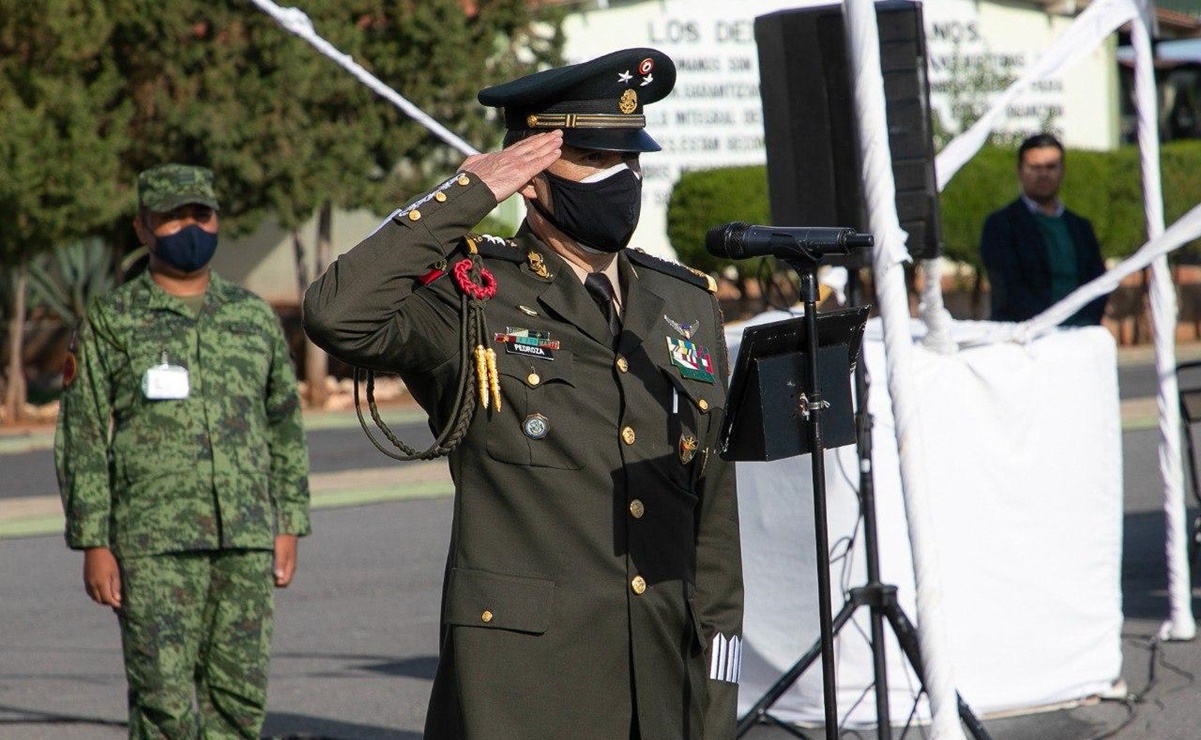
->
<box><xmin>531</xmin><ymin>164</ymin><xmax>642</xmax><ymax>253</ymax></box>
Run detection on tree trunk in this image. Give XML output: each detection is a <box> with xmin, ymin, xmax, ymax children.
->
<box><xmin>4</xmin><ymin>260</ymin><xmax>29</xmax><ymax>423</ymax></box>
<box><xmin>303</xmin><ymin>201</ymin><xmax>333</xmax><ymax>410</ymax></box>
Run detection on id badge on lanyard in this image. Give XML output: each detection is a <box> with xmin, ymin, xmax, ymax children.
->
<box><xmin>142</xmin><ymin>351</ymin><xmax>190</xmax><ymax>400</ymax></box>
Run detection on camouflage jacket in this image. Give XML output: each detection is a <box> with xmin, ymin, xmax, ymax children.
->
<box><xmin>55</xmin><ymin>270</ymin><xmax>311</xmax><ymax>557</ymax></box>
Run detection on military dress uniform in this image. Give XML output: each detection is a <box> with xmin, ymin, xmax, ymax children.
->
<box><xmin>304</xmin><ymin>47</ymin><xmax>743</xmax><ymax>740</ymax></box>
<box><xmin>56</xmin><ymin>171</ymin><xmax>311</xmax><ymax>739</ymax></box>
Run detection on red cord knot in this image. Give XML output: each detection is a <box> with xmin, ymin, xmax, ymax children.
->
<box><xmin>452</xmin><ymin>257</ymin><xmax>497</xmax><ymax>301</ymax></box>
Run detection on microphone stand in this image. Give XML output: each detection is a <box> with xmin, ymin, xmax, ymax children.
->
<box><xmin>772</xmin><ymin>247</ymin><xmax>842</xmax><ymax>739</ymax></box>
<box><xmin>797</xmin><ymin>253</ymin><xmax>841</xmax><ymax>740</ymax></box>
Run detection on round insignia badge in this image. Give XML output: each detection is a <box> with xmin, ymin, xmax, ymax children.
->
<box><xmin>62</xmin><ymin>352</ymin><xmax>77</xmax><ymax>387</ymax></box>
<box><xmin>619</xmin><ymin>89</ymin><xmax>638</xmax><ymax>115</ymax></box>
<box><xmin>639</xmin><ymin>57</ymin><xmax>654</xmax><ymax>75</ymax></box>
<box><xmin>523</xmin><ymin>413</ymin><xmax>550</xmax><ymax>440</ymax></box>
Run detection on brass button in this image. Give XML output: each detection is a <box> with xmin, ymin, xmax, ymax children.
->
<box><xmin>457</xmin><ymin>174</ymin><xmax>471</xmax><ymax>186</ymax></box>
<box><xmin>629</xmin><ymin>499</ymin><xmax>645</xmax><ymax>519</ymax></box>
<box><xmin>527</xmin><ymin>372</ymin><xmax>541</xmax><ymax>386</ymax></box>
<box><xmin>621</xmin><ymin>426</ymin><xmax>636</xmax><ymax>445</ymax></box>
<box><xmin>481</xmin><ymin>610</ymin><xmax>493</xmax><ymax>623</ymax></box>
<box><xmin>434</xmin><ymin>191</ymin><xmax>447</xmax><ymax>202</ymax></box>
<box><xmin>407</xmin><ymin>209</ymin><xmax>421</xmax><ymax>222</ymax></box>
<box><xmin>616</xmin><ymin>356</ymin><xmax>629</xmax><ymax>373</ymax></box>
<box><xmin>698</xmin><ymin>398</ymin><xmax>709</xmax><ymax>412</ymax></box>
<box><xmin>631</xmin><ymin>576</ymin><xmax>647</xmax><ymax>595</ymax></box>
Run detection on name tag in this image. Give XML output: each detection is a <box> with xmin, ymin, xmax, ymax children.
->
<box><xmin>142</xmin><ymin>354</ymin><xmax>190</xmax><ymax>400</ymax></box>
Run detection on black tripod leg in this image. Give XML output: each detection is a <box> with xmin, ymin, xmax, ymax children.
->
<box><xmin>736</xmin><ymin>596</ymin><xmax>863</xmax><ymax>737</ymax></box>
<box><xmin>881</xmin><ymin>603</ymin><xmax>993</xmax><ymax>740</ymax></box>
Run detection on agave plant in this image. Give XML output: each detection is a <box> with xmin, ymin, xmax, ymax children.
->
<box><xmin>26</xmin><ymin>238</ymin><xmax>117</xmax><ymax>324</ymax></box>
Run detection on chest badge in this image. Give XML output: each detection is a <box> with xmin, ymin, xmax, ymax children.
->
<box><xmin>523</xmin><ymin>413</ymin><xmax>550</xmax><ymax>440</ymax></box>
<box><xmin>527</xmin><ymin>251</ymin><xmax>552</xmax><ymax>279</ymax></box>
<box><xmin>679</xmin><ymin>434</ymin><xmax>699</xmax><ymax>465</ymax></box>
<box><xmin>518</xmin><ymin>305</ymin><xmax>539</xmax><ymax>317</ymax></box>
<box><xmin>664</xmin><ymin>315</ymin><xmax>700</xmax><ymax>340</ymax></box>
<box><xmin>496</xmin><ymin>327</ymin><xmax>560</xmax><ymax>361</ymax></box>
<box><xmin>667</xmin><ymin>337</ymin><xmax>716</xmax><ymax>383</ymax></box>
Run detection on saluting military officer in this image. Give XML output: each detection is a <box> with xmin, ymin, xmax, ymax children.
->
<box><xmin>304</xmin><ymin>48</ymin><xmax>743</xmax><ymax>740</ymax></box>
<box><xmin>55</xmin><ymin>164</ymin><xmax>311</xmax><ymax>739</ymax></box>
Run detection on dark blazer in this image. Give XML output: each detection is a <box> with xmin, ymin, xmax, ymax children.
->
<box><xmin>979</xmin><ymin>198</ymin><xmax>1107</xmax><ymax>324</ymax></box>
<box><xmin>304</xmin><ymin>172</ymin><xmax>743</xmax><ymax>740</ymax></box>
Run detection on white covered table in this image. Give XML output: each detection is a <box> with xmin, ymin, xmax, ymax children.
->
<box><xmin>727</xmin><ymin>315</ymin><xmax>1124</xmax><ymax>726</ymax></box>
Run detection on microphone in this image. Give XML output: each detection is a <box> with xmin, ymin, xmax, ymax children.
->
<box><xmin>705</xmin><ymin>222</ymin><xmax>874</xmax><ymax>260</ymax></box>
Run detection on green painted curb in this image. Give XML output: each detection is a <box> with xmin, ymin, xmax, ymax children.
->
<box><xmin>0</xmin><ymin>481</ymin><xmax>453</xmax><ymax>541</ymax></box>
<box><xmin>0</xmin><ymin>407</ymin><xmax>431</xmax><ymax>456</ymax></box>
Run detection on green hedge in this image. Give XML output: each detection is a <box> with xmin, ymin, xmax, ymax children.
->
<box><xmin>666</xmin><ymin>165</ymin><xmax>770</xmax><ymax>275</ymax></box>
<box><xmin>667</xmin><ymin>141</ymin><xmax>1201</xmax><ymax>270</ymax></box>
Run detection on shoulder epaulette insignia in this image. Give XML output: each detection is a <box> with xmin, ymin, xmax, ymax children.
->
<box><xmin>626</xmin><ymin>249</ymin><xmax>716</xmax><ymax>293</ymax></box>
<box><xmin>462</xmin><ymin>233</ymin><xmax>523</xmax><ymax>263</ymax></box>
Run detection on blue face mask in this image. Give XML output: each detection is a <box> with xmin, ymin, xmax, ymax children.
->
<box><xmin>154</xmin><ymin>224</ymin><xmax>218</xmax><ymax>273</ymax></box>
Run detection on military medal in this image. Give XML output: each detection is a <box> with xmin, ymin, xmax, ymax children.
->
<box><xmin>679</xmin><ymin>434</ymin><xmax>699</xmax><ymax>465</ymax></box>
<box><xmin>663</xmin><ymin>315</ymin><xmax>700</xmax><ymax>340</ymax></box>
<box><xmin>495</xmin><ymin>328</ymin><xmax>559</xmax><ymax>361</ymax></box>
<box><xmin>666</xmin><ymin>336</ymin><xmax>716</xmax><ymax>383</ymax></box>
<box><xmin>523</xmin><ymin>413</ymin><xmax>550</xmax><ymax>440</ymax></box>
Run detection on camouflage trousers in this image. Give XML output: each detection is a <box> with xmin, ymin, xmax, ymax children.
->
<box><xmin>117</xmin><ymin>549</ymin><xmax>274</xmax><ymax>740</ymax></box>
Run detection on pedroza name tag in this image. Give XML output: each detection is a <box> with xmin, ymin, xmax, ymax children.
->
<box><xmin>142</xmin><ymin>352</ymin><xmax>190</xmax><ymax>400</ymax></box>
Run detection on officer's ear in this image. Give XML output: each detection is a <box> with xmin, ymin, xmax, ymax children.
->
<box><xmin>133</xmin><ymin>209</ymin><xmax>154</xmax><ymax>247</ymax></box>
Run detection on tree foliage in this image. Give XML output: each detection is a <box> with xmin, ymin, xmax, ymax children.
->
<box><xmin>101</xmin><ymin>0</ymin><xmax>564</xmax><ymax>236</ymax></box>
<box><xmin>0</xmin><ymin>0</ymin><xmax>565</xmax><ymax>414</ymax></box>
<box><xmin>0</xmin><ymin>0</ymin><xmax>130</xmax><ymax>267</ymax></box>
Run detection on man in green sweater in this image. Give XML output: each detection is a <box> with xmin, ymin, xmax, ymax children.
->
<box><xmin>980</xmin><ymin>133</ymin><xmax>1108</xmax><ymax>325</ymax></box>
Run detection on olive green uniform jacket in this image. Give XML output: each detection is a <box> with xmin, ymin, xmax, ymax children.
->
<box><xmin>304</xmin><ymin>173</ymin><xmax>743</xmax><ymax>740</ymax></box>
<box><xmin>56</xmin><ymin>271</ymin><xmax>311</xmax><ymax>557</ymax></box>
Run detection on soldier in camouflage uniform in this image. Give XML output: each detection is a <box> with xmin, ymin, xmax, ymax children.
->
<box><xmin>55</xmin><ymin>164</ymin><xmax>311</xmax><ymax>739</ymax></box>
<box><xmin>305</xmin><ymin>49</ymin><xmax>743</xmax><ymax>740</ymax></box>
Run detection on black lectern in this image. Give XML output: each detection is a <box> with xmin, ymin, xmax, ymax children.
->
<box><xmin>720</xmin><ymin>308</ymin><xmax>868</xmax><ymax>461</ymax></box>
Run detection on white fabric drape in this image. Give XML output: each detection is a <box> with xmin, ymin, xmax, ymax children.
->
<box><xmin>844</xmin><ymin>1</ymin><xmax>964</xmax><ymax>736</ymax></box>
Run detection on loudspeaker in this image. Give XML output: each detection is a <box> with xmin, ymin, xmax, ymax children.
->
<box><xmin>754</xmin><ymin>0</ymin><xmax>942</xmax><ymax>265</ymax></box>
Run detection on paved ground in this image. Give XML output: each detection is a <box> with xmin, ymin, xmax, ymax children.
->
<box><xmin>3</xmin><ymin>345</ymin><xmax>1201</xmax><ymax>739</ymax></box>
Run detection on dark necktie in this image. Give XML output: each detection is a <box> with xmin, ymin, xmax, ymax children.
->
<box><xmin>584</xmin><ymin>272</ymin><xmax>621</xmax><ymax>338</ymax></box>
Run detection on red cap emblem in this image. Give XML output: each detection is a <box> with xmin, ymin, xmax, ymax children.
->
<box><xmin>638</xmin><ymin>58</ymin><xmax>654</xmax><ymax>75</ymax></box>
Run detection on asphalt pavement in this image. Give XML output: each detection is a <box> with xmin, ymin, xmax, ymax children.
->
<box><xmin>3</xmin><ymin>346</ymin><xmax>1201</xmax><ymax>739</ymax></box>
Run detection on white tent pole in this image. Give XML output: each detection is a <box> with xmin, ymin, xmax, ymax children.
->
<box><xmin>918</xmin><ymin>257</ymin><xmax>956</xmax><ymax>354</ymax></box>
<box><xmin>1131</xmin><ymin>0</ymin><xmax>1197</xmax><ymax>641</ymax></box>
<box><xmin>246</xmin><ymin>0</ymin><xmax>480</xmax><ymax>157</ymax></box>
<box><xmin>843</xmin><ymin>1</ymin><xmax>965</xmax><ymax>737</ymax></box>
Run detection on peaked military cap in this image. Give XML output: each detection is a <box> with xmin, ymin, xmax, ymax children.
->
<box><xmin>137</xmin><ymin>163</ymin><xmax>220</xmax><ymax>213</ymax></box>
<box><xmin>478</xmin><ymin>48</ymin><xmax>676</xmax><ymax>153</ymax></box>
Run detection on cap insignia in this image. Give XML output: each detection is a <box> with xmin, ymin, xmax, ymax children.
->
<box><xmin>619</xmin><ymin>89</ymin><xmax>638</xmax><ymax>115</ymax></box>
<box><xmin>618</xmin><ymin>70</ymin><xmax>633</xmax><ymax>85</ymax></box>
<box><xmin>639</xmin><ymin>58</ymin><xmax>654</xmax><ymax>75</ymax></box>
